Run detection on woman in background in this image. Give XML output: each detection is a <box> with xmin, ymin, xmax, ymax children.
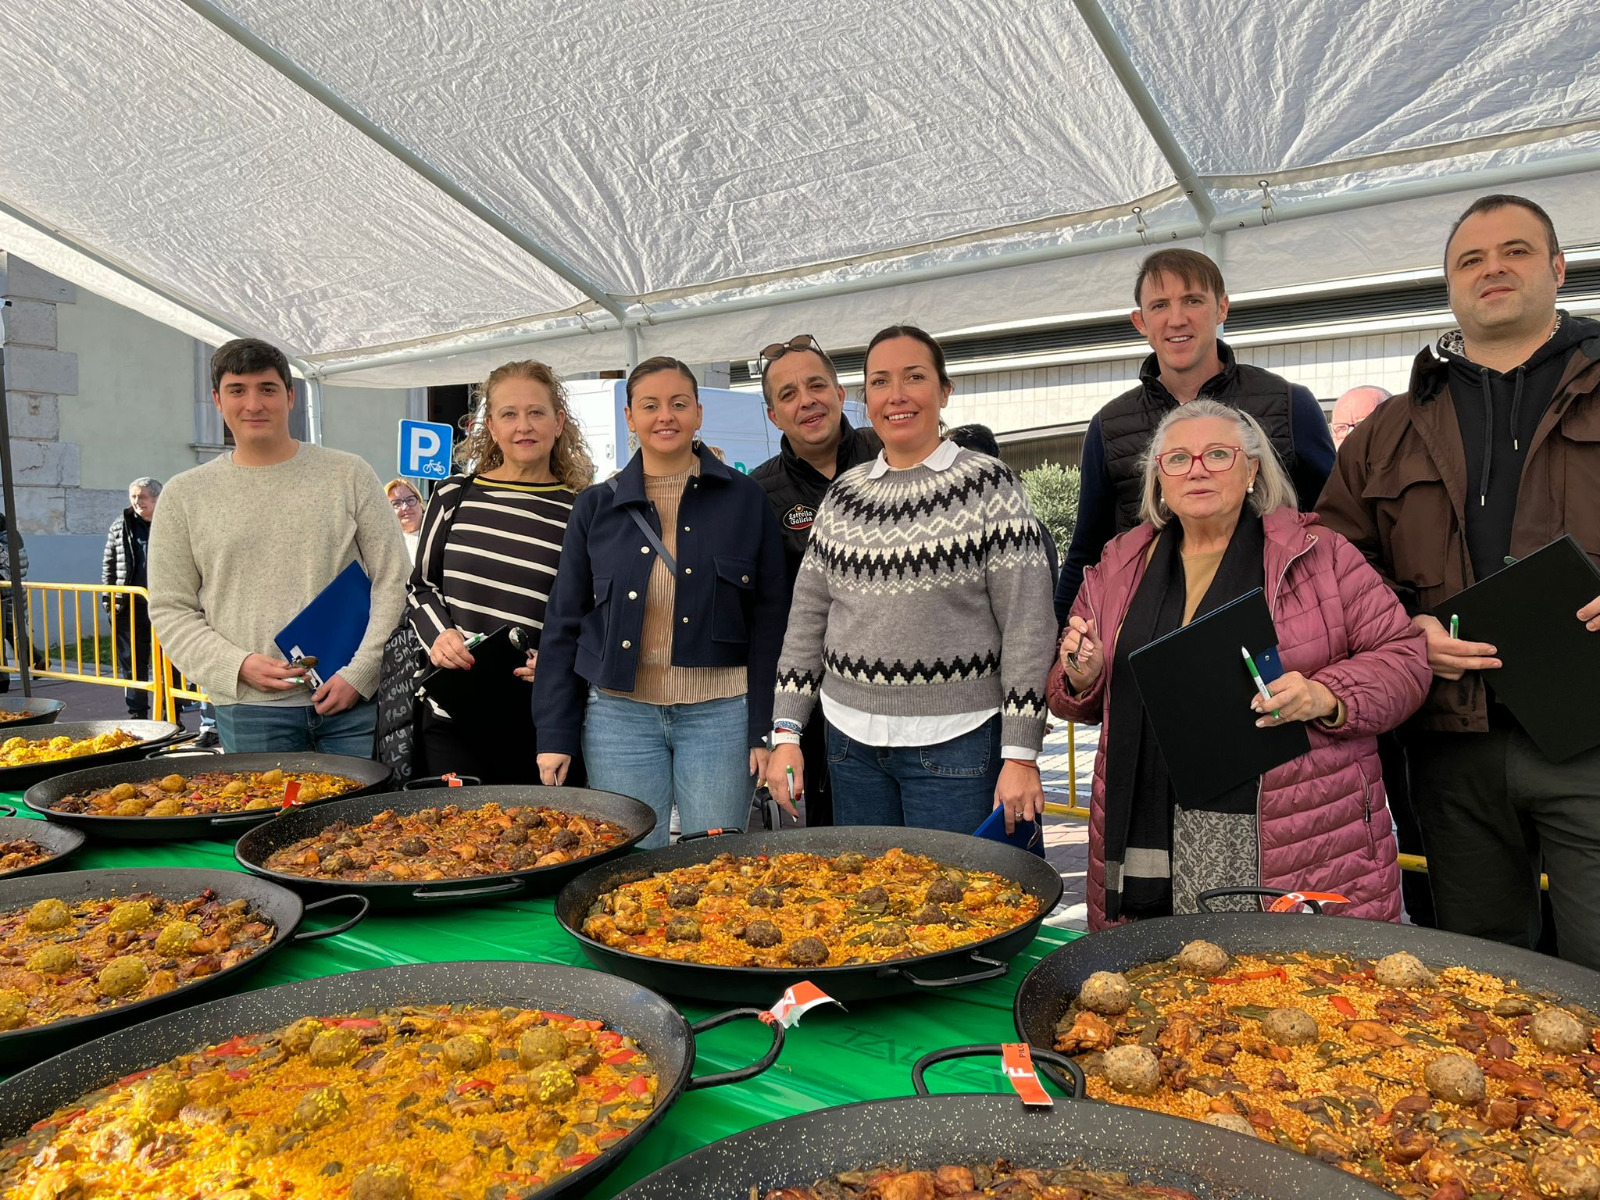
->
<box><xmin>385</xmin><ymin>479</ymin><xmax>424</xmax><ymax>564</ymax></box>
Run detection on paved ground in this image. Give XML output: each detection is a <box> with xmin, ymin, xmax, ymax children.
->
<box><xmin>7</xmin><ymin>676</ymin><xmax>1100</xmax><ymax>932</ymax></box>
<box><xmin>1038</xmin><ymin>721</ymin><xmax>1095</xmax><ymax>932</ymax></box>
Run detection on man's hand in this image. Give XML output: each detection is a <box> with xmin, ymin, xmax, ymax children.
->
<box><xmin>239</xmin><ymin>653</ymin><xmax>304</xmax><ymax>694</ymax></box>
<box><xmin>994</xmin><ymin>759</ymin><xmax>1045</xmax><ymax>835</ymax></box>
<box><xmin>513</xmin><ymin>650</ymin><xmax>538</xmax><ymax>682</ymax></box>
<box><xmin>1411</xmin><ymin>614</ymin><xmax>1501</xmax><ymax>680</ymax></box>
<box><xmin>430</xmin><ymin>629</ymin><xmax>475</xmax><ymax>670</ymax></box>
<box><xmin>1251</xmin><ymin>671</ymin><xmax>1338</xmax><ymax>726</ymax></box>
<box><xmin>312</xmin><ymin>673</ymin><xmax>361</xmax><ymax>716</ymax></box>
<box><xmin>537</xmin><ymin>753</ymin><xmax>571</xmax><ymax>787</ymax></box>
<box><xmin>765</xmin><ymin>743</ymin><xmax>804</xmax><ymax>820</ymax></box>
<box><xmin>1580</xmin><ymin>594</ymin><xmax>1600</xmax><ymax>633</ymax></box>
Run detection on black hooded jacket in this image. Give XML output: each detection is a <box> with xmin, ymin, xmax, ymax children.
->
<box><xmin>1442</xmin><ymin>312</ymin><xmax>1596</xmax><ymax>582</ymax></box>
<box><xmin>751</xmin><ymin>415</ymin><xmax>881</xmax><ymax>586</ymax></box>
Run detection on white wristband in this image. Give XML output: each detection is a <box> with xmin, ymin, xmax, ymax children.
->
<box><xmin>771</xmin><ymin>732</ymin><xmax>802</xmax><ymax>747</ymax></box>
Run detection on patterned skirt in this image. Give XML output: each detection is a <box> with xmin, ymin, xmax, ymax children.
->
<box><xmin>1171</xmin><ymin>807</ymin><xmax>1260</xmax><ymax>914</ymax></box>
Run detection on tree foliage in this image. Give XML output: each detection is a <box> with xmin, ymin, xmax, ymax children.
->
<box><xmin>1021</xmin><ymin>461</ymin><xmax>1081</xmax><ymax>553</ymax></box>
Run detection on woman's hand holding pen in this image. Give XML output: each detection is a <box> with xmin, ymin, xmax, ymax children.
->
<box><xmin>1250</xmin><ymin>671</ymin><xmax>1338</xmax><ymax>726</ymax></box>
<box><xmin>1059</xmin><ymin>616</ymin><xmax>1102</xmax><ymax>691</ymax></box>
<box><xmin>430</xmin><ymin>628</ymin><xmax>475</xmax><ymax>671</ymax></box>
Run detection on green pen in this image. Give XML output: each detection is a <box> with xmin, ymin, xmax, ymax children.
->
<box><xmin>785</xmin><ymin>765</ymin><xmax>802</xmax><ymax>802</ymax></box>
<box><xmin>1241</xmin><ymin>645</ymin><xmax>1281</xmax><ymax>721</ymax></box>
<box><xmin>1449</xmin><ymin>613</ymin><xmax>1459</xmax><ymax>639</ymax></box>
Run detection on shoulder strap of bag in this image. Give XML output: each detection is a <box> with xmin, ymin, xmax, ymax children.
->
<box><xmin>607</xmin><ymin>477</ymin><xmax>677</xmax><ymax>575</ymax></box>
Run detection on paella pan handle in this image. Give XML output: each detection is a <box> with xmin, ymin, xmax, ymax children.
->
<box><xmin>884</xmin><ymin>951</ymin><xmax>1010</xmax><ymax>989</ymax></box>
<box><xmin>682</xmin><ymin>1007</ymin><xmax>786</xmax><ymax>1091</ymax></box>
<box><xmin>910</xmin><ymin>1043</ymin><xmax>1085</xmax><ymax>1100</ymax></box>
<box><xmin>1196</xmin><ymin>886</ymin><xmax>1324</xmax><ymax>915</ymax></box>
<box><xmin>291</xmin><ymin>894</ymin><xmax>371</xmax><ymax>941</ymax></box>
<box><xmin>142</xmin><ymin>733</ymin><xmax>206</xmax><ymax>758</ymax></box>
<box><xmin>0</xmin><ymin>805</ymin><xmax>13</xmax><ymax>817</ymax></box>
<box><xmin>410</xmin><ymin>878</ymin><xmax>527</xmax><ymax>902</ymax></box>
<box><xmin>401</xmin><ymin>774</ymin><xmax>484</xmax><ymax>791</ymax></box>
<box><xmin>210</xmin><ymin>809</ymin><xmax>284</xmax><ymax>827</ymax></box>
<box><xmin>677</xmin><ymin>828</ymin><xmax>738</xmax><ymax>843</ymax></box>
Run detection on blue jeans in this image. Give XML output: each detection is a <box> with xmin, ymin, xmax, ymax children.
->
<box><xmin>213</xmin><ymin>700</ymin><xmax>378</xmax><ymax>757</ymax></box>
<box><xmin>826</xmin><ymin>715</ymin><xmax>1000</xmax><ymax>834</ymax></box>
<box><xmin>582</xmin><ymin>690</ymin><xmax>751</xmax><ymax>849</ymax></box>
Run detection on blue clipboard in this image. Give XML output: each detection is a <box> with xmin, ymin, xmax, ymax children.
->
<box><xmin>972</xmin><ymin>805</ymin><xmax>1047</xmax><ymax>858</ymax></box>
<box><xmin>273</xmin><ymin>560</ymin><xmax>372</xmax><ymax>691</ymax></box>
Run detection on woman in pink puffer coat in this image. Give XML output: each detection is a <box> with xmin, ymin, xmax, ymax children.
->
<box><xmin>1050</xmin><ymin>402</ymin><xmax>1430</xmax><ymax>929</ymax></box>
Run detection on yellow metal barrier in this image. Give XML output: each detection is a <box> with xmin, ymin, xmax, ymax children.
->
<box><xmin>0</xmin><ymin>581</ymin><xmax>209</xmax><ymax>723</ymax></box>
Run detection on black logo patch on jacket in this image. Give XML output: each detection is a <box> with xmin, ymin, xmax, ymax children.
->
<box><xmin>783</xmin><ymin>503</ymin><xmax>817</xmax><ymax>531</ymax></box>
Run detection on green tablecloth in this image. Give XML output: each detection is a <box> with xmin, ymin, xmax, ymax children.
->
<box><xmin>0</xmin><ymin>793</ymin><xmax>1079</xmax><ymax>1197</ymax></box>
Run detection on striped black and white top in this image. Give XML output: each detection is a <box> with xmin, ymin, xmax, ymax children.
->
<box><xmin>407</xmin><ymin>474</ymin><xmax>577</xmax><ymax>650</ymax></box>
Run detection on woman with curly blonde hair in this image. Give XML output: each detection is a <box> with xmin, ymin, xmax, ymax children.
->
<box><xmin>406</xmin><ymin>360</ymin><xmax>596</xmax><ymax>782</ymax></box>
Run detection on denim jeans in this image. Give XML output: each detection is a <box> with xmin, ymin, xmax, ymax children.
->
<box><xmin>826</xmin><ymin>714</ymin><xmax>1000</xmax><ymax>834</ymax></box>
<box><xmin>213</xmin><ymin>699</ymin><xmax>378</xmax><ymax>757</ymax></box>
<box><xmin>582</xmin><ymin>689</ymin><xmax>751</xmax><ymax>849</ymax></box>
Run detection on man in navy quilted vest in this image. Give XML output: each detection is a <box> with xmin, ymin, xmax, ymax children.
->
<box><xmin>1054</xmin><ymin>249</ymin><xmax>1335</xmax><ymax>626</ymax></box>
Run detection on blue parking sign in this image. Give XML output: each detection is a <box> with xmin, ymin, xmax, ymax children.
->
<box><xmin>398</xmin><ymin>419</ymin><xmax>454</xmax><ymax>480</ymax></box>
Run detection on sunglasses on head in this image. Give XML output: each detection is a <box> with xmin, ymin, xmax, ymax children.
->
<box><xmin>757</xmin><ymin>334</ymin><xmax>825</xmax><ymax>377</ymax></box>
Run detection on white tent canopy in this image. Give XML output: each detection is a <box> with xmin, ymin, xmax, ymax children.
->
<box><xmin>2</xmin><ymin>0</ymin><xmax>1598</xmax><ymax>387</ymax></box>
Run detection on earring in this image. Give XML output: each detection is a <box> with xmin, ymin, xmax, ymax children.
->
<box><xmin>1247</xmin><ymin>482</ymin><xmax>1255</xmax><ymax>494</ymax></box>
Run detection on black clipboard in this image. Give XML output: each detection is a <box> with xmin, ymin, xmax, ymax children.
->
<box><xmin>414</xmin><ymin>625</ymin><xmax>532</xmax><ymax>726</ymax></box>
<box><xmin>1432</xmin><ymin>535</ymin><xmax>1600</xmax><ymax>763</ymax></box>
<box><xmin>1128</xmin><ymin>588</ymin><xmax>1310</xmax><ymax>807</ymax></box>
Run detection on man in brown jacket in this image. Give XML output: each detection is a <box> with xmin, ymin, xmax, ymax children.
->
<box><xmin>1317</xmin><ymin>194</ymin><xmax>1600</xmax><ymax>969</ymax></box>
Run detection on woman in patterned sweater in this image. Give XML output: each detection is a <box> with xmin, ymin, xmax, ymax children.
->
<box><xmin>407</xmin><ymin>360</ymin><xmax>594</xmax><ymax>784</ymax></box>
<box><xmin>767</xmin><ymin>326</ymin><xmax>1057</xmax><ymax>835</ymax></box>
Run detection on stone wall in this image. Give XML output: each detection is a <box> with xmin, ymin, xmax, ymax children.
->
<box><xmin>1</xmin><ymin>253</ymin><xmax>100</xmax><ymax>536</ymax></box>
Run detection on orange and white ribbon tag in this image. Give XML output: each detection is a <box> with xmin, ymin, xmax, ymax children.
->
<box><xmin>443</xmin><ymin>773</ymin><xmax>464</xmax><ymax>788</ymax></box>
<box><xmin>1267</xmin><ymin>890</ymin><xmax>1351</xmax><ymax>913</ymax></box>
<box><xmin>280</xmin><ymin>781</ymin><xmax>302</xmax><ymax>808</ymax></box>
<box><xmin>1001</xmin><ymin>1042</ymin><xmax>1053</xmax><ymax>1107</ymax></box>
<box><xmin>760</xmin><ymin>981</ymin><xmax>840</xmax><ymax>1027</ymax></box>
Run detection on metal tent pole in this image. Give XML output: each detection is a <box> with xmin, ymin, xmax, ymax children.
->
<box><xmin>1072</xmin><ymin>0</ymin><xmax>1218</xmax><ymax>230</ymax></box>
<box><xmin>0</xmin><ymin>303</ymin><xmax>34</xmax><ymax>696</ymax></box>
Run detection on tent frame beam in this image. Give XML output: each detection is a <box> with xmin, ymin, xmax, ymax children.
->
<box><xmin>178</xmin><ymin>0</ymin><xmax>628</xmax><ymax>326</ymax></box>
<box><xmin>314</xmin><ymin>142</ymin><xmax>1600</xmax><ymax>379</ymax></box>
<box><xmin>1071</xmin><ymin>0</ymin><xmax>1218</xmax><ymax>231</ymax></box>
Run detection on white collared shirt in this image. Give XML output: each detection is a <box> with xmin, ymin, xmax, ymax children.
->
<box><xmin>823</xmin><ymin>439</ymin><xmax>1036</xmax><ymax>762</ymax></box>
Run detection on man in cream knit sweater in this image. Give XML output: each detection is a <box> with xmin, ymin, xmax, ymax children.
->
<box><xmin>149</xmin><ymin>339</ymin><xmax>407</xmax><ymax>755</ymax></box>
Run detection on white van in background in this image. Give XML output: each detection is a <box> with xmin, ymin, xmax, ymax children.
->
<box><xmin>565</xmin><ymin>379</ymin><xmax>867</xmax><ymax>477</ymax></box>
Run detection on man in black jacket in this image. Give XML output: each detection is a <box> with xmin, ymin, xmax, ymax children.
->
<box><xmin>751</xmin><ymin>334</ymin><xmax>880</xmax><ymax>825</ymax></box>
<box><xmin>102</xmin><ymin>477</ymin><xmax>162</xmax><ymax>718</ymax></box>
<box><xmin>1054</xmin><ymin>249</ymin><xmax>1336</xmax><ymax>625</ymax></box>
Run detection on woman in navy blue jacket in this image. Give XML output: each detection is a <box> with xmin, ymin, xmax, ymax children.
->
<box><xmin>535</xmin><ymin>357</ymin><xmax>787</xmax><ymax>846</ymax></box>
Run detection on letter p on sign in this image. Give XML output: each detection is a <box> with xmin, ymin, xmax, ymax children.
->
<box><xmin>398</xmin><ymin>419</ymin><xmax>455</xmax><ymax>480</ymax></box>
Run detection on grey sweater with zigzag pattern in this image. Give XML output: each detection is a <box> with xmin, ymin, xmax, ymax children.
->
<box><xmin>772</xmin><ymin>445</ymin><xmax>1056</xmax><ymax>752</ymax></box>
